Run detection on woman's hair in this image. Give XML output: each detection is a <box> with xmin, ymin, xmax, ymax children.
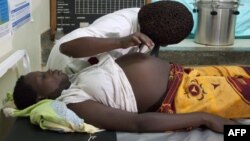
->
<box><xmin>13</xmin><ymin>76</ymin><xmax>38</xmax><ymax>109</ymax></box>
<box><xmin>138</xmin><ymin>1</ymin><xmax>194</xmax><ymax>46</ymax></box>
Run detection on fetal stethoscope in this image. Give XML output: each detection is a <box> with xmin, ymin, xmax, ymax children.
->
<box><xmin>150</xmin><ymin>44</ymin><xmax>160</xmax><ymax>57</ymax></box>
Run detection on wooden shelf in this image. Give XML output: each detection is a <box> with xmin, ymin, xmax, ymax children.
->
<box><xmin>50</xmin><ymin>0</ymin><xmax>56</xmax><ymax>41</ymax></box>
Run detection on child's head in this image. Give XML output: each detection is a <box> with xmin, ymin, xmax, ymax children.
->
<box><xmin>13</xmin><ymin>70</ymin><xmax>70</xmax><ymax>109</ymax></box>
<box><xmin>138</xmin><ymin>1</ymin><xmax>193</xmax><ymax>46</ymax></box>
<box><xmin>13</xmin><ymin>76</ymin><xmax>38</xmax><ymax>109</ymax></box>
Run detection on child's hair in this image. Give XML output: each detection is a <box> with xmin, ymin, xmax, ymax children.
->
<box><xmin>13</xmin><ymin>76</ymin><xmax>38</xmax><ymax>109</ymax></box>
<box><xmin>138</xmin><ymin>1</ymin><xmax>194</xmax><ymax>46</ymax></box>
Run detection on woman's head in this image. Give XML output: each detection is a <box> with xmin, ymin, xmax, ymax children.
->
<box><xmin>138</xmin><ymin>1</ymin><xmax>194</xmax><ymax>46</ymax></box>
<box><xmin>13</xmin><ymin>70</ymin><xmax>71</xmax><ymax>109</ymax></box>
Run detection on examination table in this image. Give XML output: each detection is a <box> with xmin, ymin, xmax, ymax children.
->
<box><xmin>1</xmin><ymin>110</ymin><xmax>227</xmax><ymax>141</ymax></box>
<box><xmin>0</xmin><ymin>111</ymin><xmax>116</xmax><ymax>141</ymax></box>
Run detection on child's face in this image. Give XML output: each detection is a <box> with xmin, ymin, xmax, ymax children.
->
<box><xmin>24</xmin><ymin>70</ymin><xmax>70</xmax><ymax>100</ymax></box>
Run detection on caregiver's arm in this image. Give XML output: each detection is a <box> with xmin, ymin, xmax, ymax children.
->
<box><xmin>60</xmin><ymin>32</ymin><xmax>154</xmax><ymax>58</ymax></box>
<box><xmin>67</xmin><ymin>100</ymin><xmax>237</xmax><ymax>133</ymax></box>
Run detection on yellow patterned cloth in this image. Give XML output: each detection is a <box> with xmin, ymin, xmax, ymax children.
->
<box><xmin>158</xmin><ymin>64</ymin><xmax>250</xmax><ymax>119</ymax></box>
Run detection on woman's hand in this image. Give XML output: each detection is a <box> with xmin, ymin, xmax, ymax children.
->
<box><xmin>202</xmin><ymin>113</ymin><xmax>239</xmax><ymax>133</ymax></box>
<box><xmin>119</xmin><ymin>32</ymin><xmax>154</xmax><ymax>50</ymax></box>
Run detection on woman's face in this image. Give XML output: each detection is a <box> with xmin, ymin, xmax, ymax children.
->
<box><xmin>24</xmin><ymin>70</ymin><xmax>70</xmax><ymax>100</ymax></box>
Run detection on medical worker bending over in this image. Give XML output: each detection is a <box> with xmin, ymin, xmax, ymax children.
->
<box><xmin>46</xmin><ymin>0</ymin><xmax>193</xmax><ymax>74</ymax></box>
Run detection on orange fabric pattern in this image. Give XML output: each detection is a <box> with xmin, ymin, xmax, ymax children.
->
<box><xmin>158</xmin><ymin>65</ymin><xmax>250</xmax><ymax>119</ymax></box>
<box><xmin>157</xmin><ymin>64</ymin><xmax>183</xmax><ymax>113</ymax></box>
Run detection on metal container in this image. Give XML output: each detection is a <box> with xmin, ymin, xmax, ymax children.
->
<box><xmin>193</xmin><ymin>0</ymin><xmax>240</xmax><ymax>46</ymax></box>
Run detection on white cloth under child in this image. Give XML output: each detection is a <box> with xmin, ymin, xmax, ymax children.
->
<box><xmin>56</xmin><ymin>54</ymin><xmax>138</xmax><ymax>113</ymax></box>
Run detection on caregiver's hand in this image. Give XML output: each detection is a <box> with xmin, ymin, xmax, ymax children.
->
<box><xmin>120</xmin><ymin>32</ymin><xmax>154</xmax><ymax>50</ymax></box>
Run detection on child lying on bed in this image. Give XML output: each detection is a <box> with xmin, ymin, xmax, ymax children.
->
<box><xmin>13</xmin><ymin>52</ymin><xmax>250</xmax><ymax>133</ymax></box>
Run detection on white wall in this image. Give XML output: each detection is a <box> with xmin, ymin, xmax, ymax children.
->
<box><xmin>0</xmin><ymin>0</ymin><xmax>50</xmax><ymax>108</ymax></box>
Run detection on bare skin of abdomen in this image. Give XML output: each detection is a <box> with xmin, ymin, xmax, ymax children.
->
<box><xmin>116</xmin><ymin>53</ymin><xmax>171</xmax><ymax>113</ymax></box>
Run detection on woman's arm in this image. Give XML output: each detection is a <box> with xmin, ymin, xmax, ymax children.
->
<box><xmin>67</xmin><ymin>100</ymin><xmax>237</xmax><ymax>133</ymax></box>
<box><xmin>60</xmin><ymin>32</ymin><xmax>154</xmax><ymax>58</ymax></box>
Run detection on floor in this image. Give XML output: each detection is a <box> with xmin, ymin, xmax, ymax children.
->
<box><xmin>41</xmin><ymin>30</ymin><xmax>63</xmax><ymax>66</ymax></box>
<box><xmin>41</xmin><ymin>30</ymin><xmax>250</xmax><ymax>67</ymax></box>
